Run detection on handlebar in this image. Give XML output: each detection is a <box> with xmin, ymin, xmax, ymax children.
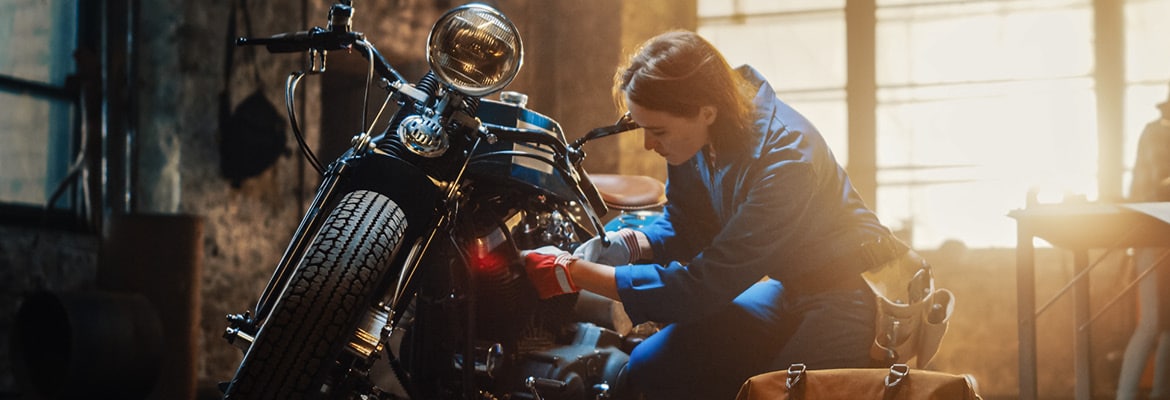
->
<box><xmin>235</xmin><ymin>27</ymin><xmax>342</xmax><ymax>53</ymax></box>
<box><xmin>478</xmin><ymin>122</ymin><xmax>610</xmax><ymax>238</ymax></box>
<box><xmin>484</xmin><ymin>112</ymin><xmax>641</xmax><ymax>167</ymax></box>
<box><xmin>237</xmin><ymin>27</ymin><xmax>407</xmax><ymax>85</ymax></box>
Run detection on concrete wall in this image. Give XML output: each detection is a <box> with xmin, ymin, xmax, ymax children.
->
<box><xmin>0</xmin><ymin>1</ymin><xmax>1147</xmax><ymax>399</ymax></box>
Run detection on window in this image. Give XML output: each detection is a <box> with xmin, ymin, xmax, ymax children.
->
<box><xmin>874</xmin><ymin>0</ymin><xmax>1095</xmax><ymax>248</ymax></box>
<box><xmin>700</xmin><ymin>0</ymin><xmax>1170</xmax><ymax>248</ymax></box>
<box><xmin>0</xmin><ymin>0</ymin><xmax>78</xmax><ymax>208</ymax></box>
<box><xmin>1123</xmin><ymin>0</ymin><xmax>1170</xmax><ymax>191</ymax></box>
<box><xmin>698</xmin><ymin>2</ymin><xmax>849</xmax><ymax>158</ymax></box>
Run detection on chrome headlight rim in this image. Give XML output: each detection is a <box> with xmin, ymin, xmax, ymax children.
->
<box><xmin>426</xmin><ymin>3</ymin><xmax>524</xmax><ymax>97</ymax></box>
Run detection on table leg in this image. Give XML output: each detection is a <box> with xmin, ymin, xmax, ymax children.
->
<box><xmin>1019</xmin><ymin>226</ymin><xmax>1038</xmax><ymax>400</ymax></box>
<box><xmin>1074</xmin><ymin>250</ymin><xmax>1093</xmax><ymax>400</ymax></box>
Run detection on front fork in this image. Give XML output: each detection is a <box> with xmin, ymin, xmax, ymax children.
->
<box><xmin>220</xmin><ymin>147</ymin><xmax>438</xmax><ymax>398</ymax></box>
<box><xmin>223</xmin><ymin>149</ymin><xmax>355</xmax><ymax>351</ymax></box>
<box><xmin>222</xmin><ymin>141</ymin><xmax>464</xmax><ymax>367</ymax></box>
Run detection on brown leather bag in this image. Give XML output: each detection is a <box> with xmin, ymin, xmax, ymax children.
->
<box><xmin>735</xmin><ymin>363</ymin><xmax>980</xmax><ymax>400</ymax></box>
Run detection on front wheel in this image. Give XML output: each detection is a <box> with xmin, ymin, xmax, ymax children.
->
<box><xmin>225</xmin><ymin>190</ymin><xmax>407</xmax><ymax>399</ymax></box>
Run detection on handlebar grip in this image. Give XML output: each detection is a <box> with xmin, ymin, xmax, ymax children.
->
<box><xmin>237</xmin><ymin>31</ymin><xmax>317</xmax><ymax>53</ymax></box>
<box><xmin>237</xmin><ymin>28</ymin><xmax>360</xmax><ymax>54</ymax></box>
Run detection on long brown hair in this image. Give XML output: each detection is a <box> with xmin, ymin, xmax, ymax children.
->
<box><xmin>614</xmin><ymin>30</ymin><xmax>756</xmax><ymax>153</ymax></box>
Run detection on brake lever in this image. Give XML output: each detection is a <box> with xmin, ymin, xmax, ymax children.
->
<box><xmin>570</xmin><ymin>112</ymin><xmax>640</xmax><ymax>151</ymax></box>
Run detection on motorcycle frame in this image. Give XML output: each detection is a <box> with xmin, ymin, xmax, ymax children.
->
<box><xmin>225</xmin><ymin>4</ymin><xmax>646</xmax><ymax>395</ymax></box>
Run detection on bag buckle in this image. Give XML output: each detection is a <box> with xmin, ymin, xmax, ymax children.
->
<box><xmin>885</xmin><ymin>363</ymin><xmax>910</xmax><ymax>388</ymax></box>
<box><xmin>881</xmin><ymin>364</ymin><xmax>911</xmax><ymax>400</ymax></box>
<box><xmin>785</xmin><ymin>363</ymin><xmax>807</xmax><ymax>390</ymax></box>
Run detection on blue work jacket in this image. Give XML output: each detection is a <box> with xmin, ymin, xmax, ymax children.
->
<box><xmin>614</xmin><ymin>66</ymin><xmax>892</xmax><ymax>325</ymax></box>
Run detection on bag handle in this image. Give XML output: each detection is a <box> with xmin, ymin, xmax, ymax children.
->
<box><xmin>781</xmin><ymin>363</ymin><xmax>910</xmax><ymax>399</ymax></box>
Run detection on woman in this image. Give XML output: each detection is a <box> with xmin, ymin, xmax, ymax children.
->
<box><xmin>524</xmin><ymin>30</ymin><xmax>909</xmax><ymax>399</ymax></box>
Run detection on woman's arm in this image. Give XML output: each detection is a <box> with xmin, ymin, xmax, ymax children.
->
<box><xmin>567</xmin><ymin>258</ymin><xmax>620</xmax><ymax>300</ymax></box>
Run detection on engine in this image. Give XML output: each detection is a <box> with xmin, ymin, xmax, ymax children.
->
<box><xmin>386</xmin><ymin>191</ymin><xmax>629</xmax><ymax>399</ymax></box>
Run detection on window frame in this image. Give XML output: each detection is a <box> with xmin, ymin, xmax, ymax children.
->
<box><xmin>0</xmin><ymin>1</ymin><xmax>104</xmax><ymax>231</ymax></box>
<box><xmin>697</xmin><ymin>0</ymin><xmax>1166</xmax><ymax>248</ymax></box>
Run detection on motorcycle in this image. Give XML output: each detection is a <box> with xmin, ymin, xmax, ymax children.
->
<box><xmin>220</xmin><ymin>2</ymin><xmax>654</xmax><ymax>399</ymax></box>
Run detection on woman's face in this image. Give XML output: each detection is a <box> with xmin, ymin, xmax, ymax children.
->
<box><xmin>627</xmin><ymin>99</ymin><xmax>716</xmax><ymax>166</ymax></box>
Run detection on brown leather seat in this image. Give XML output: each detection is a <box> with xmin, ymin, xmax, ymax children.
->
<box><xmin>589</xmin><ymin>173</ymin><xmax>666</xmax><ymax>210</ymax></box>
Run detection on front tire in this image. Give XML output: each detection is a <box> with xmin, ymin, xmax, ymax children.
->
<box><xmin>225</xmin><ymin>190</ymin><xmax>407</xmax><ymax>399</ymax></box>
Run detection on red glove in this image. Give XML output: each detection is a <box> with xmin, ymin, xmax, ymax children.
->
<box><xmin>523</xmin><ymin>246</ymin><xmax>580</xmax><ymax>299</ymax></box>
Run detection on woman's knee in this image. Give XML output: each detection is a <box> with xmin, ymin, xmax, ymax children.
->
<box><xmin>626</xmin><ymin>329</ymin><xmax>671</xmax><ymax>386</ymax></box>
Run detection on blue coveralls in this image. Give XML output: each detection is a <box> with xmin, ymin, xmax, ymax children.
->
<box><xmin>613</xmin><ymin>66</ymin><xmax>895</xmax><ymax>399</ymax></box>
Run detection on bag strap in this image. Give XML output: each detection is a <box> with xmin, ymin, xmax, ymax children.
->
<box><xmin>237</xmin><ymin>0</ymin><xmax>263</xmax><ymax>83</ymax></box>
<box><xmin>220</xmin><ymin>0</ymin><xmax>265</xmax><ymax>135</ymax></box>
<box><xmin>219</xmin><ymin>0</ymin><xmax>238</xmax><ymax>135</ymax></box>
<box><xmin>883</xmin><ymin>364</ymin><xmax>910</xmax><ymax>400</ymax></box>
<box><xmin>222</xmin><ymin>0</ymin><xmax>263</xmax><ymax>85</ymax></box>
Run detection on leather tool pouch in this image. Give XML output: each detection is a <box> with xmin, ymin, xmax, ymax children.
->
<box><xmin>861</xmin><ymin>250</ymin><xmax>955</xmax><ymax>367</ymax></box>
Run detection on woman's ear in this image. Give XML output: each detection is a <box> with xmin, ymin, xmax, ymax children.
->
<box><xmin>700</xmin><ymin>105</ymin><xmax>717</xmax><ymax>125</ymax></box>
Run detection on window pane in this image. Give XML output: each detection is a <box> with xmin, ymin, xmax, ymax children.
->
<box><xmin>0</xmin><ymin>0</ymin><xmax>77</xmax><ymax>85</ymax></box>
<box><xmin>699</xmin><ymin>8</ymin><xmax>848</xmax><ymax>161</ymax></box>
<box><xmin>1121</xmin><ymin>0</ymin><xmax>1170</xmax><ymax>197</ymax></box>
<box><xmin>876</xmin><ymin>80</ymin><xmax>1096</xmax><ymax>248</ymax></box>
<box><xmin>0</xmin><ymin>0</ymin><xmax>77</xmax><ymax>209</ymax></box>
<box><xmin>700</xmin><ymin>13</ymin><xmax>845</xmax><ymax>92</ymax></box>
<box><xmin>1125</xmin><ymin>0</ymin><xmax>1170</xmax><ymax>83</ymax></box>
<box><xmin>698</xmin><ymin>0</ymin><xmax>733</xmax><ymax>17</ymax></box>
<box><xmin>0</xmin><ymin>92</ymin><xmax>74</xmax><ymax>206</ymax></box>
<box><xmin>699</xmin><ymin>0</ymin><xmax>843</xmax><ymax>16</ymax></box>
<box><xmin>877</xmin><ymin>0</ymin><xmax>1091</xmax><ymax>86</ymax></box>
<box><xmin>877</xmin><ymin>181</ymin><xmax>1030</xmax><ymax>249</ymax></box>
<box><xmin>698</xmin><ymin>0</ymin><xmax>1115</xmax><ymax>249</ymax></box>
<box><xmin>777</xmin><ymin>91</ymin><xmax>849</xmax><ymax>164</ymax></box>
<box><xmin>880</xmin><ymin>0</ymin><xmax>1081</xmax><ymax>6</ymax></box>
<box><xmin>876</xmin><ymin>0</ymin><xmax>1094</xmax><ymax>248</ymax></box>
<box><xmin>739</xmin><ymin>0</ymin><xmax>844</xmax><ymax>14</ymax></box>
<box><xmin>878</xmin><ymin>0</ymin><xmax>968</xmax><ymax>6</ymax></box>
<box><xmin>1123</xmin><ymin>84</ymin><xmax>1170</xmax><ymax>187</ymax></box>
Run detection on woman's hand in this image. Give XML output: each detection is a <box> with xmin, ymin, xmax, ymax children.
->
<box><xmin>521</xmin><ymin>246</ymin><xmax>581</xmax><ymax>299</ymax></box>
<box><xmin>573</xmin><ymin>229</ymin><xmax>644</xmax><ymax>265</ymax></box>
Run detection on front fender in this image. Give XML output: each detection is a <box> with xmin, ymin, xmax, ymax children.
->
<box><xmin>337</xmin><ymin>151</ymin><xmax>443</xmax><ymax>240</ymax></box>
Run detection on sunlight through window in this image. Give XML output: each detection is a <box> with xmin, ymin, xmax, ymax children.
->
<box><xmin>700</xmin><ymin>0</ymin><xmax>1170</xmax><ymax>249</ymax></box>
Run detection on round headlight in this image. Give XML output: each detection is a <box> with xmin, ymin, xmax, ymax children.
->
<box><xmin>427</xmin><ymin>4</ymin><xmax>523</xmax><ymax>97</ymax></box>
